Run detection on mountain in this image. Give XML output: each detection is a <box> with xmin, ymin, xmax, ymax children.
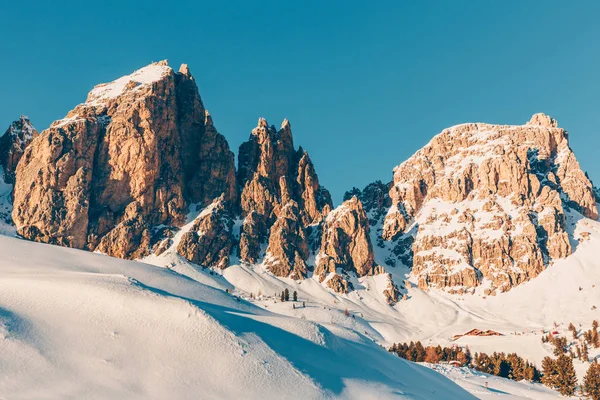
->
<box><xmin>0</xmin><ymin>234</ymin><xmax>473</xmax><ymax>400</ymax></box>
<box><xmin>9</xmin><ymin>60</ymin><xmax>398</xmax><ymax>302</ymax></box>
<box><xmin>3</xmin><ymin>60</ymin><xmax>600</xmax><ymax>398</ymax></box>
<box><xmin>12</xmin><ymin>61</ymin><xmax>236</xmax><ymax>258</ymax></box>
<box><xmin>353</xmin><ymin>113</ymin><xmax>597</xmax><ymax>295</ymax></box>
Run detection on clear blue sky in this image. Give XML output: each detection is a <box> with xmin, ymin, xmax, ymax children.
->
<box><xmin>1</xmin><ymin>1</ymin><xmax>599</xmax><ymax>204</ymax></box>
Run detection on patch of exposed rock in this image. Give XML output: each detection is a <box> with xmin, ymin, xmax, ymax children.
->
<box><xmin>315</xmin><ymin>196</ymin><xmax>394</xmax><ymax>296</ymax></box>
<box><xmin>177</xmin><ymin>196</ymin><xmax>234</xmax><ymax>269</ymax></box>
<box><xmin>0</xmin><ymin>116</ymin><xmax>37</xmax><ymax>184</ymax></box>
<box><xmin>264</xmin><ymin>201</ymin><xmax>309</xmax><ymax>280</ymax></box>
<box><xmin>12</xmin><ymin>61</ymin><xmax>236</xmax><ymax>258</ymax></box>
<box><xmin>382</xmin><ymin>273</ymin><xmax>400</xmax><ymax>305</ymax></box>
<box><xmin>377</xmin><ymin>113</ymin><xmax>597</xmax><ymax>294</ymax></box>
<box><xmin>237</xmin><ymin>118</ymin><xmax>332</xmax><ymax>277</ymax></box>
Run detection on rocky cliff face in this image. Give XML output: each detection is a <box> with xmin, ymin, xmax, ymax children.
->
<box><xmin>237</xmin><ymin>118</ymin><xmax>332</xmax><ymax>277</ymax></box>
<box><xmin>177</xmin><ymin>196</ymin><xmax>234</xmax><ymax>269</ymax></box>
<box><xmin>313</xmin><ymin>195</ymin><xmax>399</xmax><ymax>299</ymax></box>
<box><xmin>12</xmin><ymin>61</ymin><xmax>236</xmax><ymax>258</ymax></box>
<box><xmin>368</xmin><ymin>113</ymin><xmax>597</xmax><ymax>294</ymax></box>
<box><xmin>0</xmin><ymin>116</ymin><xmax>37</xmax><ymax>184</ymax></box>
<box><xmin>10</xmin><ymin>62</ymin><xmax>596</xmax><ymax>301</ymax></box>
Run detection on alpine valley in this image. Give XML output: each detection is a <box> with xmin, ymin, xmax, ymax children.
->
<box><xmin>1</xmin><ymin>61</ymin><xmax>600</xmax><ymax>399</ymax></box>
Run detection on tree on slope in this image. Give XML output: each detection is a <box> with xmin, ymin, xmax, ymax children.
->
<box><xmin>554</xmin><ymin>354</ymin><xmax>578</xmax><ymax>396</ymax></box>
<box><xmin>284</xmin><ymin>288</ymin><xmax>290</xmax><ymax>302</ymax></box>
<box><xmin>424</xmin><ymin>346</ymin><xmax>441</xmax><ymax>363</ymax></box>
<box><xmin>292</xmin><ymin>291</ymin><xmax>297</xmax><ymax>302</ymax></box>
<box><xmin>541</xmin><ymin>357</ymin><xmax>558</xmax><ymax>388</ymax></box>
<box><xmin>568</xmin><ymin>322</ymin><xmax>578</xmax><ymax>340</ymax></box>
<box><xmin>585</xmin><ymin>359</ymin><xmax>600</xmax><ymax>400</ymax></box>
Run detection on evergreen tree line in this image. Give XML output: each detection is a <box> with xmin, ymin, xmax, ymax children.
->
<box><xmin>389</xmin><ymin>342</ymin><xmax>472</xmax><ymax>367</ymax></box>
<box><xmin>389</xmin><ymin>338</ymin><xmax>600</xmax><ymax>397</ymax></box>
<box><xmin>471</xmin><ymin>352</ymin><xmax>540</xmax><ymax>382</ymax></box>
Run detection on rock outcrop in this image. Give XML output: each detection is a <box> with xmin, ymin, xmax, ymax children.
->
<box><xmin>237</xmin><ymin>118</ymin><xmax>332</xmax><ymax>277</ymax></box>
<box><xmin>382</xmin><ymin>273</ymin><xmax>400</xmax><ymax>305</ymax></box>
<box><xmin>315</xmin><ymin>196</ymin><xmax>377</xmax><ymax>284</ymax></box>
<box><xmin>374</xmin><ymin>113</ymin><xmax>597</xmax><ymax>294</ymax></box>
<box><xmin>0</xmin><ymin>116</ymin><xmax>37</xmax><ymax>184</ymax></box>
<box><xmin>12</xmin><ymin>62</ymin><xmax>593</xmax><ymax>301</ymax></box>
<box><xmin>177</xmin><ymin>196</ymin><xmax>234</xmax><ymax>269</ymax></box>
<box><xmin>12</xmin><ymin>61</ymin><xmax>236</xmax><ymax>258</ymax></box>
<box><xmin>263</xmin><ymin>201</ymin><xmax>309</xmax><ymax>280</ymax></box>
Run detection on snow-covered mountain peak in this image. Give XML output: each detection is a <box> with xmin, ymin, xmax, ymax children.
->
<box><xmin>86</xmin><ymin>60</ymin><xmax>173</xmax><ymax>104</ymax></box>
<box><xmin>371</xmin><ymin>115</ymin><xmax>598</xmax><ymax>294</ymax></box>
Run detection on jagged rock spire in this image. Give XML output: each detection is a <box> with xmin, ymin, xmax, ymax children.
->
<box><xmin>0</xmin><ymin>116</ymin><xmax>37</xmax><ymax>184</ymax></box>
<box><xmin>237</xmin><ymin>117</ymin><xmax>332</xmax><ymax>277</ymax></box>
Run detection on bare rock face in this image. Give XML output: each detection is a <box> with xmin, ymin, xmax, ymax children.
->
<box><xmin>264</xmin><ymin>201</ymin><xmax>309</xmax><ymax>280</ymax></box>
<box><xmin>177</xmin><ymin>196</ymin><xmax>234</xmax><ymax>269</ymax></box>
<box><xmin>325</xmin><ymin>273</ymin><xmax>349</xmax><ymax>294</ymax></box>
<box><xmin>315</xmin><ymin>196</ymin><xmax>378</xmax><ymax>284</ymax></box>
<box><xmin>379</xmin><ymin>113</ymin><xmax>597</xmax><ymax>293</ymax></box>
<box><xmin>0</xmin><ymin>116</ymin><xmax>37</xmax><ymax>184</ymax></box>
<box><xmin>382</xmin><ymin>273</ymin><xmax>400</xmax><ymax>305</ymax></box>
<box><xmin>12</xmin><ymin>61</ymin><xmax>236</xmax><ymax>258</ymax></box>
<box><xmin>238</xmin><ymin>210</ymin><xmax>265</xmax><ymax>264</ymax></box>
<box><xmin>237</xmin><ymin>118</ymin><xmax>332</xmax><ymax>274</ymax></box>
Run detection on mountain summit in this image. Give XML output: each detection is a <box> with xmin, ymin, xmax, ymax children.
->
<box><xmin>12</xmin><ymin>61</ymin><xmax>236</xmax><ymax>258</ymax></box>
<box><xmin>355</xmin><ymin>113</ymin><xmax>597</xmax><ymax>294</ymax></box>
<box><xmin>5</xmin><ymin>62</ymin><xmax>599</xmax><ymax>301</ymax></box>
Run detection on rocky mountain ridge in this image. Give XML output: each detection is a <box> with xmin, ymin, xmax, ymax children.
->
<box><xmin>5</xmin><ymin>61</ymin><xmax>396</xmax><ymax>302</ymax></box>
<box><xmin>2</xmin><ymin>61</ymin><xmax>597</xmax><ymax>300</ymax></box>
<box><xmin>350</xmin><ymin>113</ymin><xmax>598</xmax><ymax>294</ymax></box>
<box><xmin>0</xmin><ymin>115</ymin><xmax>37</xmax><ymax>184</ymax></box>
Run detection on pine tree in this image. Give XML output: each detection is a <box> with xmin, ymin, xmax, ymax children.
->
<box><xmin>493</xmin><ymin>358</ymin><xmax>511</xmax><ymax>378</ymax></box>
<box><xmin>541</xmin><ymin>356</ymin><xmax>558</xmax><ymax>389</ymax></box>
<box><xmin>293</xmin><ymin>291</ymin><xmax>298</xmax><ymax>302</ymax></box>
<box><xmin>569</xmin><ymin>322</ymin><xmax>578</xmax><ymax>340</ymax></box>
<box><xmin>464</xmin><ymin>346</ymin><xmax>472</xmax><ymax>366</ymax></box>
<box><xmin>280</xmin><ymin>291</ymin><xmax>285</xmax><ymax>302</ymax></box>
<box><xmin>415</xmin><ymin>341</ymin><xmax>426</xmax><ymax>362</ymax></box>
<box><xmin>584</xmin><ymin>343</ymin><xmax>591</xmax><ymax>361</ymax></box>
<box><xmin>424</xmin><ymin>346</ymin><xmax>441</xmax><ymax>363</ymax></box>
<box><xmin>584</xmin><ymin>359</ymin><xmax>600</xmax><ymax>400</ymax></box>
<box><xmin>407</xmin><ymin>341</ymin><xmax>417</xmax><ymax>362</ymax></box>
<box><xmin>552</xmin><ymin>336</ymin><xmax>567</xmax><ymax>356</ymax></box>
<box><xmin>456</xmin><ymin>350</ymin><xmax>468</xmax><ymax>367</ymax></box>
<box><xmin>284</xmin><ymin>288</ymin><xmax>289</xmax><ymax>302</ymax></box>
<box><xmin>555</xmin><ymin>354</ymin><xmax>577</xmax><ymax>396</ymax></box>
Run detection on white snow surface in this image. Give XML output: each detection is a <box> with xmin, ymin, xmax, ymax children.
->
<box><xmin>3</xmin><ymin>209</ymin><xmax>600</xmax><ymax>398</ymax></box>
<box><xmin>0</xmin><ymin>235</ymin><xmax>473</xmax><ymax>400</ymax></box>
<box><xmin>86</xmin><ymin>62</ymin><xmax>172</xmax><ymax>104</ymax></box>
<box><xmin>138</xmin><ymin>203</ymin><xmax>600</xmax><ymax>398</ymax></box>
<box><xmin>424</xmin><ymin>364</ymin><xmax>562</xmax><ymax>400</ymax></box>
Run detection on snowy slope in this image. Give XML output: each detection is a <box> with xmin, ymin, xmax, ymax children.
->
<box><xmin>138</xmin><ymin>201</ymin><xmax>600</xmax><ymax>397</ymax></box>
<box><xmin>0</xmin><ymin>235</ymin><xmax>475</xmax><ymax>400</ymax></box>
<box><xmin>424</xmin><ymin>364</ymin><xmax>562</xmax><ymax>400</ymax></box>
